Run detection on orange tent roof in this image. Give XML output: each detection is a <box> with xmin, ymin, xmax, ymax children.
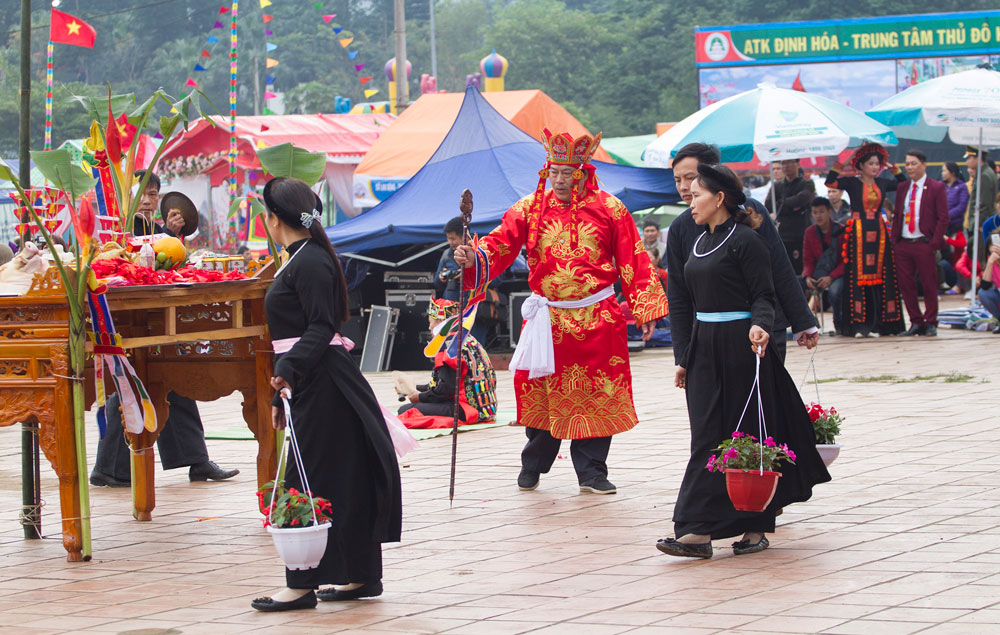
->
<box><xmin>355</xmin><ymin>89</ymin><xmax>611</xmax><ymax>178</ymax></box>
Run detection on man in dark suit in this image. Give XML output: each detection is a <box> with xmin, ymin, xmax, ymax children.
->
<box><xmin>893</xmin><ymin>150</ymin><xmax>949</xmax><ymax>336</ymax></box>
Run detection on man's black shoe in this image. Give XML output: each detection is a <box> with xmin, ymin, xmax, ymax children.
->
<box><xmin>923</xmin><ymin>324</ymin><xmax>938</xmax><ymax>336</ymax></box>
<box><xmin>517</xmin><ymin>469</ymin><xmax>540</xmax><ymax>491</ymax></box>
<box><xmin>89</xmin><ymin>472</ymin><xmax>130</xmax><ymax>488</ymax></box>
<box><xmin>901</xmin><ymin>324</ymin><xmax>925</xmax><ymax>336</ymax></box>
<box><xmin>579</xmin><ymin>476</ymin><xmax>616</xmax><ymax>494</ymax></box>
<box><xmin>189</xmin><ymin>460</ymin><xmax>239</xmax><ymax>482</ymax></box>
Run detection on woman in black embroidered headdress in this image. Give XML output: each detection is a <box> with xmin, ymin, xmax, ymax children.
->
<box><xmin>825</xmin><ymin>143</ymin><xmax>906</xmax><ymax>337</ymax></box>
<box><xmin>655</xmin><ymin>165</ymin><xmax>829</xmax><ymax>560</ymax></box>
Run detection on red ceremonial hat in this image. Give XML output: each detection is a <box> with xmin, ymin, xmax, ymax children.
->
<box><xmin>526</xmin><ymin>129</ymin><xmax>603</xmax><ymax>251</ymax></box>
<box><xmin>541</xmin><ymin>129</ymin><xmax>602</xmax><ymax>166</ymax></box>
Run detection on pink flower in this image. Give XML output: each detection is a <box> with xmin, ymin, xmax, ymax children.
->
<box><xmin>732</xmin><ymin>431</ymin><xmax>745</xmax><ymax>438</ymax></box>
<box><xmin>706</xmin><ymin>455</ymin><xmax>717</xmax><ymax>471</ymax></box>
<box><xmin>723</xmin><ymin>448</ymin><xmax>738</xmax><ymax>462</ymax></box>
<box><xmin>764</xmin><ymin>437</ymin><xmax>777</xmax><ymax>447</ymax></box>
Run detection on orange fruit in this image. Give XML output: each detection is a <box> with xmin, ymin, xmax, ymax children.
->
<box><xmin>153</xmin><ymin>236</ymin><xmax>186</xmax><ymax>268</ymax></box>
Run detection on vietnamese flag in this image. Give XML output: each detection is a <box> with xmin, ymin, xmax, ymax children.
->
<box><xmin>50</xmin><ymin>9</ymin><xmax>96</xmax><ymax>48</ymax></box>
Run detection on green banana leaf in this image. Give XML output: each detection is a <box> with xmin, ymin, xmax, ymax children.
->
<box><xmin>28</xmin><ymin>149</ymin><xmax>98</xmax><ymax>203</ymax></box>
<box><xmin>257</xmin><ymin>143</ymin><xmax>326</xmax><ymax>186</ymax></box>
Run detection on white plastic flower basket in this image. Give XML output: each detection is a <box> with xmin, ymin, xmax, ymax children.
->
<box><xmin>267</xmin><ymin>522</ymin><xmax>330</xmax><ymax>570</ymax></box>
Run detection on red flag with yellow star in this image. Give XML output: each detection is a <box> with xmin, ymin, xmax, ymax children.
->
<box><xmin>50</xmin><ymin>8</ymin><xmax>96</xmax><ymax>48</ymax></box>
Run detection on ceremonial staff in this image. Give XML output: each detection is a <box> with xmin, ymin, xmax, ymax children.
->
<box><xmin>450</xmin><ymin>189</ymin><xmax>473</xmax><ymax>504</ymax></box>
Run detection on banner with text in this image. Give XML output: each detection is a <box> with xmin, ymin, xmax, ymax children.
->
<box><xmin>696</xmin><ymin>11</ymin><xmax>1000</xmax><ymax>67</ymax></box>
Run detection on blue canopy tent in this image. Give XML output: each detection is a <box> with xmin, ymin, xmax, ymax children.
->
<box><xmin>327</xmin><ymin>86</ymin><xmax>679</xmax><ymax>254</ymax></box>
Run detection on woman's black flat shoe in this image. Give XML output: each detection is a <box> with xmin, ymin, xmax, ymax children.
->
<box><xmin>250</xmin><ymin>590</ymin><xmax>317</xmax><ymax>612</ymax></box>
<box><xmin>317</xmin><ymin>580</ymin><xmax>383</xmax><ymax>601</ymax></box>
<box><xmin>732</xmin><ymin>536</ymin><xmax>769</xmax><ymax>555</ymax></box>
<box><xmin>655</xmin><ymin>537</ymin><xmax>713</xmax><ymax>559</ymax></box>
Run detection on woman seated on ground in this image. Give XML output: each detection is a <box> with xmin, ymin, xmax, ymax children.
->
<box><xmin>397</xmin><ymin>298</ymin><xmax>497</xmax><ymax>429</ymax></box>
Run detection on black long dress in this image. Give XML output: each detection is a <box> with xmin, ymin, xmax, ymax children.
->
<box><xmin>265</xmin><ymin>238</ymin><xmax>402</xmax><ymax>589</ymax></box>
<box><xmin>673</xmin><ymin>218</ymin><xmax>830</xmax><ymax>540</ymax></box>
<box><xmin>824</xmin><ymin>171</ymin><xmax>906</xmax><ymax>336</ymax></box>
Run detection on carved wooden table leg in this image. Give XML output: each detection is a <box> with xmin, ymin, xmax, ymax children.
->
<box><xmin>247</xmin><ymin>347</ymin><xmax>277</xmax><ymax>489</ymax></box>
<box><xmin>128</xmin><ymin>321</ymin><xmax>159</xmax><ymax>522</ymax></box>
<box><xmin>41</xmin><ymin>343</ymin><xmax>84</xmax><ymax>561</ymax></box>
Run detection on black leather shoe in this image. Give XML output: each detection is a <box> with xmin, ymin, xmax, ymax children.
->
<box><xmin>189</xmin><ymin>460</ymin><xmax>240</xmax><ymax>482</ymax></box>
<box><xmin>250</xmin><ymin>590</ymin><xmax>317</xmax><ymax>612</ymax></box>
<box><xmin>902</xmin><ymin>324</ymin><xmax>925</xmax><ymax>336</ymax></box>
<box><xmin>90</xmin><ymin>472</ymin><xmax>130</xmax><ymax>488</ymax></box>
<box><xmin>923</xmin><ymin>324</ymin><xmax>937</xmax><ymax>336</ymax></box>
<box><xmin>732</xmin><ymin>535</ymin><xmax>770</xmax><ymax>555</ymax></box>
<box><xmin>317</xmin><ymin>580</ymin><xmax>383</xmax><ymax>602</ymax></box>
<box><xmin>517</xmin><ymin>469</ymin><xmax>540</xmax><ymax>491</ymax></box>
<box><xmin>655</xmin><ymin>537</ymin><xmax>713</xmax><ymax>558</ymax></box>
<box><xmin>579</xmin><ymin>476</ymin><xmax>617</xmax><ymax>494</ymax></box>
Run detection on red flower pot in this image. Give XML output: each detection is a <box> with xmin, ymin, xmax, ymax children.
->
<box><xmin>724</xmin><ymin>469</ymin><xmax>781</xmax><ymax>512</ymax></box>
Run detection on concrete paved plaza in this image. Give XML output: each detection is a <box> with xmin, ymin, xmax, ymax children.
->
<box><xmin>1</xmin><ymin>297</ymin><xmax>998</xmax><ymax>634</ymax></box>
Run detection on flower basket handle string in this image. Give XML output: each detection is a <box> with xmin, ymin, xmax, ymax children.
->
<box><xmin>267</xmin><ymin>389</ymin><xmax>320</xmax><ymax>528</ymax></box>
<box><xmin>734</xmin><ymin>354</ymin><xmax>768</xmax><ymax>475</ymax></box>
<box><xmin>798</xmin><ymin>346</ymin><xmax>821</xmax><ymax>405</ymax></box>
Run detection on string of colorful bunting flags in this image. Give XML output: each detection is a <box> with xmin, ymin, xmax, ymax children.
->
<box><xmin>262</xmin><ymin>0</ymin><xmax>278</xmax><ymax>116</ymax></box>
<box><xmin>313</xmin><ymin>3</ymin><xmax>378</xmax><ymax>101</ymax></box>
<box><xmin>228</xmin><ymin>2</ymin><xmax>239</xmax><ymax>203</ymax></box>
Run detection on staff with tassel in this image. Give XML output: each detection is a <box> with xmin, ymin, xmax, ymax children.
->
<box><xmin>449</xmin><ymin>189</ymin><xmax>473</xmax><ymax>505</ymax></box>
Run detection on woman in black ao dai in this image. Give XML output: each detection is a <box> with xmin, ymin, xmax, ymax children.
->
<box><xmin>251</xmin><ymin>178</ymin><xmax>402</xmax><ymax>612</ymax></box>
<box><xmin>656</xmin><ymin>165</ymin><xmax>829</xmax><ymax>560</ymax></box>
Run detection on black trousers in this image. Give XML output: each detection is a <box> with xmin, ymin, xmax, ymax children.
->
<box><xmin>92</xmin><ymin>391</ymin><xmax>209</xmax><ymax>482</ymax></box>
<box><xmin>396</xmin><ymin>400</ymin><xmax>465</xmax><ymax>420</ymax></box>
<box><xmin>520</xmin><ymin>427</ymin><xmax>611</xmax><ymax>484</ymax></box>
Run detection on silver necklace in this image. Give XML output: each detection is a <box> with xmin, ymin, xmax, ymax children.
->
<box><xmin>692</xmin><ymin>224</ymin><xmax>736</xmax><ymax>258</ymax></box>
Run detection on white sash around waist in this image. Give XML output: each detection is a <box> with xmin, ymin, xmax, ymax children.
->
<box><xmin>509</xmin><ymin>285</ymin><xmax>616</xmax><ymax>379</ymax></box>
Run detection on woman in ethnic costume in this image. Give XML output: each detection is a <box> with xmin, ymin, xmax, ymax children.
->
<box><xmin>251</xmin><ymin>178</ymin><xmax>402</xmax><ymax>612</ymax></box>
<box><xmin>825</xmin><ymin>143</ymin><xmax>907</xmax><ymax>337</ymax></box>
<box><xmin>656</xmin><ymin>165</ymin><xmax>830</xmax><ymax>559</ymax></box>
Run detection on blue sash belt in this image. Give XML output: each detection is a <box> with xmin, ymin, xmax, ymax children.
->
<box><xmin>696</xmin><ymin>311</ymin><xmax>752</xmax><ymax>322</ymax></box>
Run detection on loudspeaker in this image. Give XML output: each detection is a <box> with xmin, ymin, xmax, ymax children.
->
<box><xmin>386</xmin><ymin>290</ymin><xmax>434</xmax><ymax>371</ymax></box>
<box><xmin>508</xmin><ymin>291</ymin><xmax>532</xmax><ymax>348</ymax></box>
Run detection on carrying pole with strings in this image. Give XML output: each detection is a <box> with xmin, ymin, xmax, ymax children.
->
<box><xmin>449</xmin><ymin>189</ymin><xmax>473</xmax><ymax>505</ymax></box>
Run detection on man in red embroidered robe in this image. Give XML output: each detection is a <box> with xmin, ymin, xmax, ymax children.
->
<box><xmin>455</xmin><ymin>129</ymin><xmax>668</xmax><ymax>494</ymax></box>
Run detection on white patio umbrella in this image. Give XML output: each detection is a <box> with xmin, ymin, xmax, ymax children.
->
<box><xmin>866</xmin><ymin>65</ymin><xmax>1000</xmax><ymax>307</ymax></box>
<box><xmin>643</xmin><ymin>82</ymin><xmax>897</xmax><ymax>216</ymax></box>
<box><xmin>643</xmin><ymin>82</ymin><xmax>897</xmax><ymax>167</ymax></box>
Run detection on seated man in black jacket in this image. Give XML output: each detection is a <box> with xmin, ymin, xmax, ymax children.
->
<box><xmin>667</xmin><ymin>144</ymin><xmax>818</xmax><ymax>388</ymax></box>
<box><xmin>90</xmin><ymin>170</ymin><xmax>239</xmax><ymax>487</ymax></box>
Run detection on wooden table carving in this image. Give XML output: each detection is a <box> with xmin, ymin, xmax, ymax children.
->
<box><xmin>0</xmin><ymin>267</ymin><xmax>276</xmax><ymax>562</ymax></box>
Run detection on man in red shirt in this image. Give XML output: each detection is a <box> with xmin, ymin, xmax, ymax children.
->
<box><xmin>801</xmin><ymin>197</ymin><xmax>845</xmax><ymax>334</ymax></box>
<box><xmin>893</xmin><ymin>150</ymin><xmax>949</xmax><ymax>336</ymax></box>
